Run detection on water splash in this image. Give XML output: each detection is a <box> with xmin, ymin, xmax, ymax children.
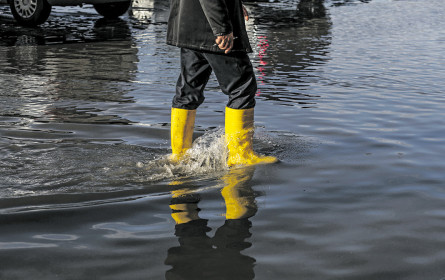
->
<box><xmin>138</xmin><ymin>128</ymin><xmax>229</xmax><ymax>182</ymax></box>
<box><xmin>1</xmin><ymin>126</ymin><xmax>286</xmax><ymax>201</ymax></box>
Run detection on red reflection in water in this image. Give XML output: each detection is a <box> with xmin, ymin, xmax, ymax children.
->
<box><xmin>256</xmin><ymin>35</ymin><xmax>269</xmax><ymax>96</ymax></box>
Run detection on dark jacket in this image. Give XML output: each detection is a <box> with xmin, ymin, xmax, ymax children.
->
<box><xmin>166</xmin><ymin>0</ymin><xmax>253</xmax><ymax>54</ymax></box>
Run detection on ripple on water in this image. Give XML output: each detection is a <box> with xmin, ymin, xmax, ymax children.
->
<box><xmin>2</xmin><ymin>0</ymin><xmax>445</xmax><ymax>279</ymax></box>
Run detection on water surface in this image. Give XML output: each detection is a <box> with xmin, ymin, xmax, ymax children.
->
<box><xmin>1</xmin><ymin>0</ymin><xmax>445</xmax><ymax>279</ymax></box>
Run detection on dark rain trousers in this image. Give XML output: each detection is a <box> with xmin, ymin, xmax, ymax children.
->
<box><xmin>172</xmin><ymin>48</ymin><xmax>257</xmax><ymax>110</ymax></box>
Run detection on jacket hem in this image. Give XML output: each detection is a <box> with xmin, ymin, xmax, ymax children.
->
<box><xmin>166</xmin><ymin>40</ymin><xmax>252</xmax><ymax>54</ymax></box>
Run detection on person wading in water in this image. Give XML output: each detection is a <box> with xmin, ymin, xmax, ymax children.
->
<box><xmin>166</xmin><ymin>0</ymin><xmax>278</xmax><ymax>166</ymax></box>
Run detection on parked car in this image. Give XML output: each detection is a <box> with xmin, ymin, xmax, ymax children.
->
<box><xmin>2</xmin><ymin>0</ymin><xmax>130</xmax><ymax>26</ymax></box>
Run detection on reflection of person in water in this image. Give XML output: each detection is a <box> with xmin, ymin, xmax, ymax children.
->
<box><xmin>165</xmin><ymin>167</ymin><xmax>257</xmax><ymax>280</ymax></box>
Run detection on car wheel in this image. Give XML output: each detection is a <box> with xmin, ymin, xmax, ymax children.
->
<box><xmin>10</xmin><ymin>0</ymin><xmax>51</xmax><ymax>26</ymax></box>
<box><xmin>93</xmin><ymin>1</ymin><xmax>130</xmax><ymax>19</ymax></box>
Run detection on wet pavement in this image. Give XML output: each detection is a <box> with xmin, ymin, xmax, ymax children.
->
<box><xmin>2</xmin><ymin>0</ymin><xmax>445</xmax><ymax>279</ymax></box>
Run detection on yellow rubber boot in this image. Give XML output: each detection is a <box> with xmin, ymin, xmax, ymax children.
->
<box><xmin>170</xmin><ymin>108</ymin><xmax>196</xmax><ymax>162</ymax></box>
<box><xmin>225</xmin><ymin>107</ymin><xmax>278</xmax><ymax>167</ymax></box>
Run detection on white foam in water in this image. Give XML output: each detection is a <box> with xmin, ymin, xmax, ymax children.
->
<box><xmin>12</xmin><ymin>190</ymin><xmax>38</xmax><ymax>196</ymax></box>
<box><xmin>138</xmin><ymin>128</ymin><xmax>229</xmax><ymax>182</ymax></box>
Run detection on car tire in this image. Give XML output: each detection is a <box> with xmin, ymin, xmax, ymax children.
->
<box><xmin>93</xmin><ymin>1</ymin><xmax>130</xmax><ymax>19</ymax></box>
<box><xmin>10</xmin><ymin>0</ymin><xmax>52</xmax><ymax>26</ymax></box>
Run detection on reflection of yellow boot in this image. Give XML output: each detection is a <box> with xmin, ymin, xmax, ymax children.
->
<box><xmin>170</xmin><ymin>189</ymin><xmax>200</xmax><ymax>224</ymax></box>
<box><xmin>221</xmin><ymin>167</ymin><xmax>257</xmax><ymax>220</ymax></box>
<box><xmin>170</xmin><ymin>108</ymin><xmax>196</xmax><ymax>162</ymax></box>
<box><xmin>225</xmin><ymin>107</ymin><xmax>278</xmax><ymax>167</ymax></box>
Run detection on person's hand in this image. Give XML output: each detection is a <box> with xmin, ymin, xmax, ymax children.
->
<box><xmin>215</xmin><ymin>32</ymin><xmax>234</xmax><ymax>54</ymax></box>
<box><xmin>243</xmin><ymin>5</ymin><xmax>249</xmax><ymax>21</ymax></box>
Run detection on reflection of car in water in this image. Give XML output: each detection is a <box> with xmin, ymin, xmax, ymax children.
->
<box><xmin>243</xmin><ymin>0</ymin><xmax>331</xmax><ymax>107</ymax></box>
<box><xmin>129</xmin><ymin>0</ymin><xmax>168</xmax><ymax>23</ymax></box>
<box><xmin>0</xmin><ymin>0</ymin><xmax>130</xmax><ymax>26</ymax></box>
<box><xmin>1</xmin><ymin>18</ymin><xmax>138</xmax><ymax>124</ymax></box>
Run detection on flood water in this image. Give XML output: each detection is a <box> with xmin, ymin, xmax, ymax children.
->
<box><xmin>1</xmin><ymin>0</ymin><xmax>445</xmax><ymax>279</ymax></box>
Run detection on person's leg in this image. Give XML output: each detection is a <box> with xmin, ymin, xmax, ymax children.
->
<box><xmin>171</xmin><ymin>48</ymin><xmax>212</xmax><ymax>162</ymax></box>
<box><xmin>202</xmin><ymin>51</ymin><xmax>256</xmax><ymax>110</ymax></box>
<box><xmin>173</xmin><ymin>48</ymin><xmax>213</xmax><ymax>110</ymax></box>
<box><xmin>203</xmin><ymin>52</ymin><xmax>278</xmax><ymax>166</ymax></box>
